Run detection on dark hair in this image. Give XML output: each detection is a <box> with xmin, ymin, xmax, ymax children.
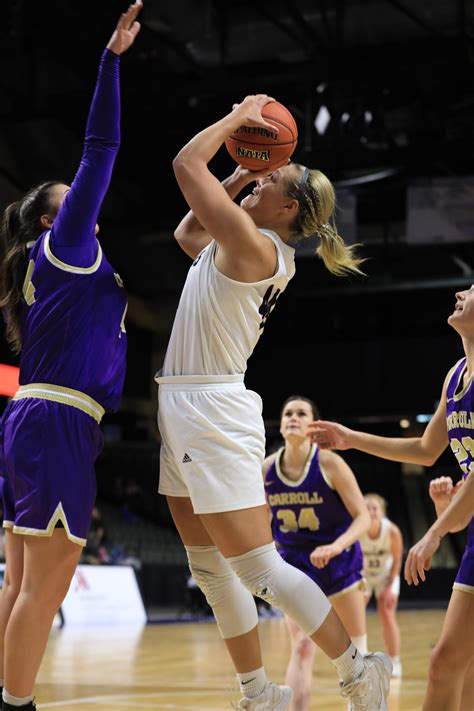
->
<box><xmin>284</xmin><ymin>164</ymin><xmax>365</xmax><ymax>276</ymax></box>
<box><xmin>0</xmin><ymin>181</ymin><xmax>60</xmax><ymax>353</ymax></box>
<box><xmin>280</xmin><ymin>394</ymin><xmax>320</xmax><ymax>421</ymax></box>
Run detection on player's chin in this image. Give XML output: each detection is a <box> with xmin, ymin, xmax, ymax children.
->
<box><xmin>448</xmin><ymin>312</ymin><xmax>471</xmax><ymax>336</ymax></box>
<box><xmin>240</xmin><ymin>195</ymin><xmax>254</xmax><ymax>211</ymax></box>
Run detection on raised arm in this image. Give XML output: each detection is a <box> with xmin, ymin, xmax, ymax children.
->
<box><xmin>405</xmin><ymin>470</ymin><xmax>474</xmax><ymax>585</ymax></box>
<box><xmin>174</xmin><ymin>165</ymin><xmax>275</xmax><ymax>259</ymax></box>
<box><xmin>51</xmin><ymin>2</ymin><xmax>142</xmax><ymax>254</ymax></box>
<box><xmin>428</xmin><ymin>476</ymin><xmax>467</xmax><ymax>532</ymax></box>
<box><xmin>172</xmin><ymin>95</ymin><xmax>281</xmax><ymax>279</ymax></box>
<box><xmin>307</xmin><ymin>374</ymin><xmax>450</xmax><ymax>467</ymax></box>
<box><xmin>309</xmin><ymin>451</ymin><xmax>370</xmax><ymax>569</ymax></box>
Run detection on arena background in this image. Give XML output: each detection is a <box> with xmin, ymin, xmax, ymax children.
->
<box><xmin>0</xmin><ymin>0</ymin><xmax>473</xmax><ymax>613</ymax></box>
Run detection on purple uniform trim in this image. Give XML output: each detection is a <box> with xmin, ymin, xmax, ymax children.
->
<box><xmin>265</xmin><ymin>446</ymin><xmax>363</xmax><ymax>596</ymax></box>
<box><xmin>446</xmin><ymin>357</ymin><xmax>474</xmax><ymax>589</ymax></box>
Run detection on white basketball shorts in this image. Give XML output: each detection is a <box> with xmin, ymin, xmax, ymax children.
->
<box><xmin>364</xmin><ymin>573</ymin><xmax>400</xmax><ymax>600</ymax></box>
<box><xmin>156</xmin><ymin>374</ymin><xmax>266</xmax><ymax>514</ymax></box>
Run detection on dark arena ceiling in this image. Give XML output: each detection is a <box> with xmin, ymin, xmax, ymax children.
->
<box><xmin>0</xmin><ymin>0</ymin><xmax>472</xmax><ymax>211</ymax></box>
<box><xmin>0</xmin><ymin>0</ymin><xmax>473</xmax><ymax>417</ymax></box>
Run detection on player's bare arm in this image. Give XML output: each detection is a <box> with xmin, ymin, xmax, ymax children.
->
<box><xmin>308</xmin><ymin>375</ymin><xmax>450</xmax><ymax>466</ymax></box>
<box><xmin>172</xmin><ymin>96</ymin><xmax>279</xmax><ymax>280</ymax></box>
<box><xmin>174</xmin><ymin>165</ymin><xmax>277</xmax><ymax>260</ymax></box>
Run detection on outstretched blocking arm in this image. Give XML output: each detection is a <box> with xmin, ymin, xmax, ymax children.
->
<box><xmin>405</xmin><ymin>470</ymin><xmax>474</xmax><ymax>585</ymax></box>
<box><xmin>307</xmin><ymin>374</ymin><xmax>450</xmax><ymax>466</ymax></box>
<box><xmin>51</xmin><ymin>2</ymin><xmax>142</xmax><ymax>256</ymax></box>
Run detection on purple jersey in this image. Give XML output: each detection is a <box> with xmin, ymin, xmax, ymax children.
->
<box><xmin>446</xmin><ymin>357</ymin><xmax>474</xmax><ymax>544</ymax></box>
<box><xmin>0</xmin><ymin>49</ymin><xmax>126</xmax><ymax>545</ymax></box>
<box><xmin>17</xmin><ymin>49</ymin><xmax>127</xmax><ymax>411</ymax></box>
<box><xmin>265</xmin><ymin>444</ymin><xmax>363</xmax><ymax>596</ymax></box>
<box><xmin>265</xmin><ymin>445</ymin><xmax>357</xmax><ymax>547</ymax></box>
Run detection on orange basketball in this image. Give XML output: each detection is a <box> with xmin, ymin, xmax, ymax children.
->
<box><xmin>225</xmin><ymin>100</ymin><xmax>298</xmax><ymax>171</ymax></box>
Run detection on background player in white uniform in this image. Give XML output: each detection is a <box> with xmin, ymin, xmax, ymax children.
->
<box><xmin>158</xmin><ymin>94</ymin><xmax>391</xmax><ymax>710</ymax></box>
<box><xmin>361</xmin><ymin>494</ymin><xmax>403</xmax><ymax>677</ymax></box>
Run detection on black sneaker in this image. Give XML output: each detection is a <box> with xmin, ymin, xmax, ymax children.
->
<box><xmin>3</xmin><ymin>701</ymin><xmax>36</xmax><ymax>711</ymax></box>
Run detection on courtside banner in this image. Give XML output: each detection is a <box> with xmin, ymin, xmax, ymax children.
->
<box><xmin>0</xmin><ymin>364</ymin><xmax>19</xmax><ymax>397</ymax></box>
<box><xmin>61</xmin><ymin>564</ymin><xmax>147</xmax><ymax>625</ymax></box>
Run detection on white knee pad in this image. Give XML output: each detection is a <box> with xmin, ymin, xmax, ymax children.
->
<box><xmin>227</xmin><ymin>542</ymin><xmax>331</xmax><ymax>637</ymax></box>
<box><xmin>185</xmin><ymin>545</ymin><xmax>258</xmax><ymax>639</ymax></box>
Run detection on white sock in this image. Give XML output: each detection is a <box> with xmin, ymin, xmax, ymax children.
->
<box><xmin>390</xmin><ymin>655</ymin><xmax>400</xmax><ymax>665</ymax></box>
<box><xmin>3</xmin><ymin>688</ymin><xmax>33</xmax><ymax>706</ymax></box>
<box><xmin>351</xmin><ymin>634</ymin><xmax>368</xmax><ymax>654</ymax></box>
<box><xmin>237</xmin><ymin>666</ymin><xmax>267</xmax><ymax>699</ymax></box>
<box><xmin>332</xmin><ymin>643</ymin><xmax>365</xmax><ymax>684</ymax></box>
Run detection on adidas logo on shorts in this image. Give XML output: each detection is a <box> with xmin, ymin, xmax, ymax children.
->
<box><xmin>182</xmin><ymin>453</ymin><xmax>192</xmax><ymax>463</ymax></box>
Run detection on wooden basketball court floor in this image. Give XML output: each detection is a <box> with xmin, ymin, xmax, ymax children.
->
<box><xmin>34</xmin><ymin>608</ymin><xmax>444</xmax><ymax>710</ymax></box>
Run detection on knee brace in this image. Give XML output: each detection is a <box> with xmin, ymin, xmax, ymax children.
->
<box><xmin>185</xmin><ymin>545</ymin><xmax>258</xmax><ymax>639</ymax></box>
<box><xmin>227</xmin><ymin>542</ymin><xmax>332</xmax><ymax>637</ymax></box>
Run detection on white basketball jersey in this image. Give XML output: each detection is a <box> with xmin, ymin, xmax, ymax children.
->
<box><xmin>161</xmin><ymin>230</ymin><xmax>295</xmax><ymax>376</ymax></box>
<box><xmin>360</xmin><ymin>517</ymin><xmax>393</xmax><ymax>580</ymax></box>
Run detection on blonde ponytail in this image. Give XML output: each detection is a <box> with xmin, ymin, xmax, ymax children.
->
<box><xmin>285</xmin><ymin>165</ymin><xmax>365</xmax><ymax>276</ymax></box>
<box><xmin>316</xmin><ymin>221</ymin><xmax>365</xmax><ymax>276</ymax></box>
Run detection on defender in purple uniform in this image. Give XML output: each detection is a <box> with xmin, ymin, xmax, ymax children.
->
<box><xmin>0</xmin><ymin>5</ymin><xmax>142</xmax><ymax>710</ymax></box>
<box><xmin>264</xmin><ymin>396</ymin><xmax>369</xmax><ymax>711</ymax></box>
<box><xmin>309</xmin><ymin>285</ymin><xmax>474</xmax><ymax>711</ymax></box>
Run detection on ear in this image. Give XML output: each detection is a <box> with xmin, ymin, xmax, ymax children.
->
<box><xmin>282</xmin><ymin>198</ymin><xmax>299</xmax><ymax>218</ymax></box>
<box><xmin>40</xmin><ymin>214</ymin><xmax>53</xmax><ymax>229</ymax></box>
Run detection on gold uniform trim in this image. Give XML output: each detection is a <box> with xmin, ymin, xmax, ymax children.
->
<box><xmin>449</xmin><ymin>358</ymin><xmax>472</xmax><ymax>403</ymax></box>
<box><xmin>6</xmin><ymin>503</ymin><xmax>86</xmax><ymax>546</ymax></box>
<box><xmin>329</xmin><ymin>578</ymin><xmax>365</xmax><ymax>600</ymax></box>
<box><xmin>275</xmin><ymin>444</ymin><xmax>317</xmax><ymax>487</ymax></box>
<box><xmin>22</xmin><ymin>259</ymin><xmax>36</xmax><ymax>305</ymax></box>
<box><xmin>44</xmin><ymin>232</ymin><xmax>102</xmax><ymax>274</ymax></box>
<box><xmin>453</xmin><ymin>582</ymin><xmax>474</xmax><ymax>596</ymax></box>
<box><xmin>14</xmin><ymin>383</ymin><xmax>104</xmax><ymax>423</ymax></box>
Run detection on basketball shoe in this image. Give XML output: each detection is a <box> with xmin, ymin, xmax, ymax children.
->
<box><xmin>237</xmin><ymin>682</ymin><xmax>292</xmax><ymax>710</ymax></box>
<box><xmin>340</xmin><ymin>652</ymin><xmax>392</xmax><ymax>710</ymax></box>
<box><xmin>3</xmin><ymin>702</ymin><xmax>36</xmax><ymax>711</ymax></box>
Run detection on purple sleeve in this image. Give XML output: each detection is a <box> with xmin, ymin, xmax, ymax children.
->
<box><xmin>50</xmin><ymin>49</ymin><xmax>121</xmax><ymax>265</ymax></box>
